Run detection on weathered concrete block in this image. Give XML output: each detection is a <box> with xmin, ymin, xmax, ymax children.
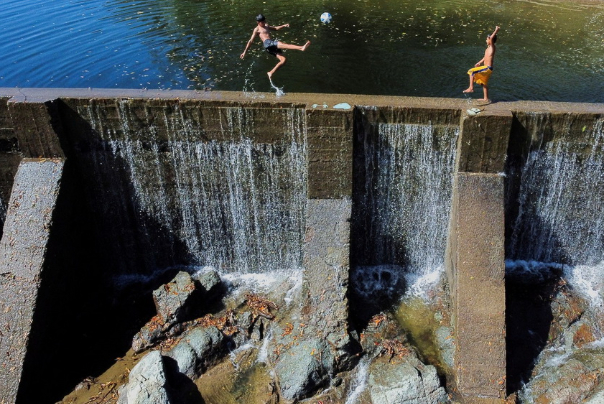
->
<box><xmin>303</xmin><ymin>198</ymin><xmax>359</xmax><ymax>370</ymax></box>
<box><xmin>0</xmin><ymin>158</ymin><xmax>64</xmax><ymax>403</ymax></box>
<box><xmin>7</xmin><ymin>101</ymin><xmax>64</xmax><ymax>159</ymax></box>
<box><xmin>306</xmin><ymin>109</ymin><xmax>353</xmax><ymax>199</ymax></box>
<box><xmin>457</xmin><ymin>110</ymin><xmax>512</xmax><ymax>173</ymax></box>
<box><xmin>446</xmin><ymin>172</ymin><xmax>506</xmax><ymax>401</ymax></box>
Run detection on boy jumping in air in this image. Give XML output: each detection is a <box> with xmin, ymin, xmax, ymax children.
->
<box><xmin>240</xmin><ymin>14</ymin><xmax>311</xmax><ymax>79</ymax></box>
<box><xmin>463</xmin><ymin>26</ymin><xmax>500</xmax><ymax>102</ymax></box>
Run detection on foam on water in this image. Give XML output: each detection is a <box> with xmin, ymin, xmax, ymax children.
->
<box><xmin>564</xmin><ymin>261</ymin><xmax>604</xmax><ymax>309</ymax></box>
<box><xmin>505</xmin><ymin>259</ymin><xmax>604</xmax><ymax>311</ymax></box>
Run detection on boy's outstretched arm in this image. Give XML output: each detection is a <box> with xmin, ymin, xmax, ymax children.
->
<box><xmin>240</xmin><ymin>28</ymin><xmax>258</xmax><ymax>59</ymax></box>
<box><xmin>267</xmin><ymin>23</ymin><xmax>290</xmax><ymax>31</ymax></box>
<box><xmin>491</xmin><ymin>26</ymin><xmax>500</xmax><ymax>37</ymax></box>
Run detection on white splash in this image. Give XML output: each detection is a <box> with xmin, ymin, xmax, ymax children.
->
<box><xmin>404</xmin><ymin>266</ymin><xmax>443</xmax><ymax>298</ymax></box>
<box><xmin>269</xmin><ymin>78</ymin><xmax>285</xmax><ymax>96</ymax></box>
<box><xmin>564</xmin><ymin>261</ymin><xmax>604</xmax><ymax>309</ymax></box>
<box><xmin>256</xmin><ymin>330</ymin><xmax>272</xmax><ymax>364</ymax></box>
<box><xmin>505</xmin><ymin>259</ymin><xmax>604</xmax><ymax>311</ymax></box>
<box><xmin>344</xmin><ymin>356</ymin><xmax>370</xmax><ymax>404</ymax></box>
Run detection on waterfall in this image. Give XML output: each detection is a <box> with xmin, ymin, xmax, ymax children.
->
<box><xmin>352</xmin><ymin>121</ymin><xmax>459</xmax><ymax>297</ymax></box>
<box><xmin>507</xmin><ymin>116</ymin><xmax>604</xmax><ymax>307</ymax></box>
<box><xmin>81</xmin><ymin>100</ymin><xmax>307</xmax><ymax>275</ymax></box>
<box><xmin>508</xmin><ymin>117</ymin><xmax>604</xmax><ymax>265</ymax></box>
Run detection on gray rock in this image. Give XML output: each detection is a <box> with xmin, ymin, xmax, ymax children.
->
<box><xmin>164</xmin><ymin>340</ymin><xmax>198</xmax><ymax>379</ymax></box>
<box><xmin>184</xmin><ymin>326</ymin><xmax>224</xmax><ymax>359</ymax></box>
<box><xmin>132</xmin><ymin>317</ymin><xmax>166</xmax><ymax>353</ymax></box>
<box><xmin>194</xmin><ymin>269</ymin><xmax>222</xmax><ymax>295</ymax></box>
<box><xmin>153</xmin><ymin>271</ymin><xmax>199</xmax><ymax>325</ymax></box>
<box><xmin>164</xmin><ymin>325</ymin><xmax>225</xmax><ymax>379</ymax></box>
<box><xmin>118</xmin><ymin>351</ymin><xmax>172</xmax><ymax>404</ymax></box>
<box><xmin>326</xmin><ymin>330</ymin><xmax>362</xmax><ymax>372</ymax></box>
<box><xmin>519</xmin><ymin>346</ymin><xmax>604</xmax><ymax>404</ymax></box>
<box><xmin>274</xmin><ymin>338</ymin><xmax>334</xmax><ymax>400</ymax></box>
<box><xmin>368</xmin><ymin>356</ymin><xmax>447</xmax><ymax>404</ymax></box>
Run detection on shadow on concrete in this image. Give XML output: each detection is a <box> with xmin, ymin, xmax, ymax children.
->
<box><xmin>348</xmin><ymin>109</ymin><xmax>409</xmax><ymax>328</ymax></box>
<box><xmin>15</xmin><ymin>100</ymin><xmax>198</xmax><ymax>403</ymax></box>
<box><xmin>503</xmin><ymin>114</ymin><xmax>572</xmax><ymax>394</ymax></box>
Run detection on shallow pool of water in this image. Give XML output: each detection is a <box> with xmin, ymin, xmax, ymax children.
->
<box><xmin>1</xmin><ymin>0</ymin><xmax>603</xmax><ymax>102</ymax></box>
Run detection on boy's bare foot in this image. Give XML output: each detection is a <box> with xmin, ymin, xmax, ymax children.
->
<box><xmin>463</xmin><ymin>88</ymin><xmax>474</xmax><ymax>93</ymax></box>
<box><xmin>301</xmin><ymin>41</ymin><xmax>311</xmax><ymax>51</ymax></box>
<box><xmin>267</xmin><ymin>71</ymin><xmax>273</xmax><ymax>79</ymax></box>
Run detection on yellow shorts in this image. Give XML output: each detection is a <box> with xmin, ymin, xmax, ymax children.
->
<box><xmin>467</xmin><ymin>65</ymin><xmax>492</xmax><ymax>86</ymax></box>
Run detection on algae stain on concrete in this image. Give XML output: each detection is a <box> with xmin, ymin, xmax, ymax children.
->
<box><xmin>395</xmin><ymin>297</ymin><xmax>453</xmax><ymax>379</ymax></box>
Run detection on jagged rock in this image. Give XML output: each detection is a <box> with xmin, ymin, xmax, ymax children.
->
<box><xmin>519</xmin><ymin>346</ymin><xmax>604</xmax><ymax>403</ymax></box>
<box><xmin>164</xmin><ymin>326</ymin><xmax>225</xmax><ymax>379</ymax></box>
<box><xmin>153</xmin><ymin>271</ymin><xmax>199</xmax><ymax>325</ymax></box>
<box><xmin>132</xmin><ymin>316</ymin><xmax>168</xmax><ymax>353</ymax></box>
<box><xmin>194</xmin><ymin>269</ymin><xmax>222</xmax><ymax>297</ymax></box>
<box><xmin>368</xmin><ymin>355</ymin><xmax>447</xmax><ymax>404</ymax></box>
<box><xmin>117</xmin><ymin>351</ymin><xmax>172</xmax><ymax>404</ymax></box>
<box><xmin>133</xmin><ymin>271</ymin><xmax>220</xmax><ymax>353</ymax></box>
<box><xmin>327</xmin><ymin>330</ymin><xmax>362</xmax><ymax>372</ymax></box>
<box><xmin>274</xmin><ymin>338</ymin><xmax>335</xmax><ymax>401</ymax></box>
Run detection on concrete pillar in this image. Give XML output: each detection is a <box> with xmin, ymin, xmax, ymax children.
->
<box><xmin>0</xmin><ymin>158</ymin><xmax>65</xmax><ymax>403</ymax></box>
<box><xmin>448</xmin><ymin>172</ymin><xmax>506</xmax><ymax>402</ymax></box>
<box><xmin>446</xmin><ymin>110</ymin><xmax>512</xmax><ymax>402</ymax></box>
<box><xmin>302</xmin><ymin>106</ymin><xmax>357</xmax><ymax>365</ymax></box>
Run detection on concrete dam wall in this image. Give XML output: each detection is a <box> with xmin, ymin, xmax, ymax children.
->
<box><xmin>0</xmin><ymin>88</ymin><xmax>603</xmax><ymax>403</ymax></box>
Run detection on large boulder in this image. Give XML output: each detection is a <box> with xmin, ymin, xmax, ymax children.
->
<box><xmin>132</xmin><ymin>270</ymin><xmax>225</xmax><ymax>353</ymax></box>
<box><xmin>368</xmin><ymin>355</ymin><xmax>447</xmax><ymax>404</ymax></box>
<box><xmin>117</xmin><ymin>351</ymin><xmax>172</xmax><ymax>404</ymax></box>
<box><xmin>193</xmin><ymin>269</ymin><xmax>222</xmax><ymax>297</ymax></box>
<box><xmin>274</xmin><ymin>338</ymin><xmax>335</xmax><ymax>401</ymax></box>
<box><xmin>164</xmin><ymin>326</ymin><xmax>225</xmax><ymax>379</ymax></box>
<box><xmin>519</xmin><ymin>346</ymin><xmax>604</xmax><ymax>403</ymax></box>
<box><xmin>153</xmin><ymin>271</ymin><xmax>200</xmax><ymax>325</ymax></box>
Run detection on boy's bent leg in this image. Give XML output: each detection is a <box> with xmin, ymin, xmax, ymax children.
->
<box><xmin>268</xmin><ymin>54</ymin><xmax>287</xmax><ymax>79</ymax></box>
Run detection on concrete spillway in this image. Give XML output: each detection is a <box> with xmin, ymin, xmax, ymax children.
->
<box><xmin>0</xmin><ymin>88</ymin><xmax>603</xmax><ymax>403</ymax></box>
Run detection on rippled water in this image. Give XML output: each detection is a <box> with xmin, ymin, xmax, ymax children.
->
<box><xmin>1</xmin><ymin>0</ymin><xmax>603</xmax><ymax>102</ymax></box>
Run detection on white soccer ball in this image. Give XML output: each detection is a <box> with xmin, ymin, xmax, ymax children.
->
<box><xmin>320</xmin><ymin>12</ymin><xmax>332</xmax><ymax>23</ymax></box>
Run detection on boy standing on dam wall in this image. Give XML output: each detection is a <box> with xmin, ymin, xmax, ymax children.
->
<box><xmin>240</xmin><ymin>14</ymin><xmax>311</xmax><ymax>79</ymax></box>
<box><xmin>463</xmin><ymin>26</ymin><xmax>501</xmax><ymax>103</ymax></box>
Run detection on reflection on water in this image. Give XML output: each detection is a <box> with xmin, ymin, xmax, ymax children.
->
<box><xmin>0</xmin><ymin>0</ymin><xmax>603</xmax><ymax>101</ymax></box>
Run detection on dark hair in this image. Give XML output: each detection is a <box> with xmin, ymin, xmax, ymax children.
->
<box><xmin>488</xmin><ymin>34</ymin><xmax>498</xmax><ymax>43</ymax></box>
<box><xmin>256</xmin><ymin>14</ymin><xmax>265</xmax><ymax>22</ymax></box>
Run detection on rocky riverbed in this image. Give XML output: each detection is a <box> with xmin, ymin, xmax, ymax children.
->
<box><xmin>59</xmin><ymin>268</ymin><xmax>449</xmax><ymax>403</ymax></box>
<box><xmin>59</xmin><ymin>263</ymin><xmax>604</xmax><ymax>403</ymax></box>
